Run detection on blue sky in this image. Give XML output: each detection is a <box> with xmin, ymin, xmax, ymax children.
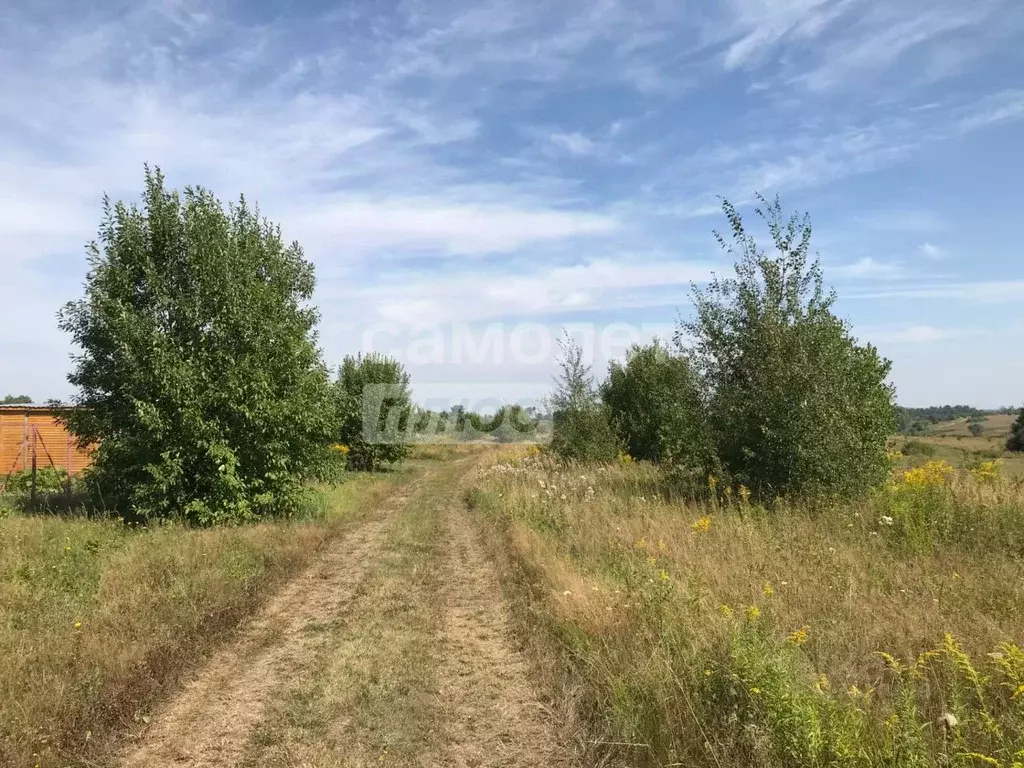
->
<box><xmin>1</xmin><ymin>0</ymin><xmax>1022</xmax><ymax>408</ymax></box>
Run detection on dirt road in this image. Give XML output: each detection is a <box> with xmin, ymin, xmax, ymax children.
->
<box><xmin>117</xmin><ymin>454</ymin><xmax>570</xmax><ymax>768</ymax></box>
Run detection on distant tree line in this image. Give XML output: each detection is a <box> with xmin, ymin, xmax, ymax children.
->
<box><xmin>1</xmin><ymin>395</ymin><xmax>33</xmax><ymax>404</ymax></box>
<box><xmin>896</xmin><ymin>405</ymin><xmax>1013</xmax><ymax>435</ymax></box>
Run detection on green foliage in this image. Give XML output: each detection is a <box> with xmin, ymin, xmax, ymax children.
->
<box><xmin>969</xmin><ymin>422</ymin><xmax>984</xmax><ymax>437</ymax></box>
<box><xmin>602</xmin><ymin>341</ymin><xmax>708</xmax><ymax>466</ymax></box>
<box><xmin>2</xmin><ymin>467</ymin><xmax>70</xmax><ymax>495</ymax></box>
<box><xmin>1</xmin><ymin>395</ymin><xmax>32</xmax><ymax>404</ymax></box>
<box><xmin>480</xmin><ymin>404</ymin><xmax>540</xmax><ymax>443</ymax></box>
<box><xmin>901</xmin><ymin>439</ymin><xmax>938</xmax><ymax>457</ymax></box>
<box><xmin>1007</xmin><ymin>409</ymin><xmax>1024</xmax><ymax>452</ymax></box>
<box><xmin>335</xmin><ymin>353</ymin><xmax>412</xmax><ymax>471</ymax></box>
<box><xmin>58</xmin><ymin>167</ymin><xmax>337</xmax><ymax>524</ymax></box>
<box><xmin>681</xmin><ymin>195</ymin><xmax>897</xmax><ymax>500</ymax></box>
<box><xmin>550</xmin><ymin>336</ymin><xmax>620</xmax><ymax>462</ymax></box>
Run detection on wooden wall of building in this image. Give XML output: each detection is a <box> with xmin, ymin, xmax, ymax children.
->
<box><xmin>0</xmin><ymin>407</ymin><xmax>92</xmax><ymax>477</ymax></box>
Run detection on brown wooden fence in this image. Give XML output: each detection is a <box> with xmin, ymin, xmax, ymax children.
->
<box><xmin>0</xmin><ymin>406</ymin><xmax>92</xmax><ymax>480</ymax></box>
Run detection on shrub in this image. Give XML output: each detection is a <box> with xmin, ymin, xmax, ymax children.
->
<box><xmin>549</xmin><ymin>336</ymin><xmax>620</xmax><ymax>462</ymax></box>
<box><xmin>681</xmin><ymin>196</ymin><xmax>897</xmax><ymax>500</ymax></box>
<box><xmin>901</xmin><ymin>438</ymin><xmax>938</xmax><ymax>457</ymax></box>
<box><xmin>1008</xmin><ymin>408</ymin><xmax>1024</xmax><ymax>452</ymax></box>
<box><xmin>335</xmin><ymin>353</ymin><xmax>412</xmax><ymax>471</ymax></box>
<box><xmin>602</xmin><ymin>341</ymin><xmax>709</xmax><ymax>468</ymax></box>
<box><xmin>58</xmin><ymin>168</ymin><xmax>337</xmax><ymax>524</ymax></box>
<box><xmin>968</xmin><ymin>421</ymin><xmax>984</xmax><ymax>437</ymax></box>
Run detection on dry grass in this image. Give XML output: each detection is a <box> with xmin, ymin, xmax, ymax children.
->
<box><xmin>0</xmin><ymin>472</ymin><xmax>410</xmax><ymax>768</ymax></box>
<box><xmin>470</xmin><ymin>452</ymin><xmax>1024</xmax><ymax>767</ymax></box>
<box><xmin>240</xmin><ymin>450</ymin><xmax>567</xmax><ymax>768</ymax></box>
<box><xmin>929</xmin><ymin>414</ymin><xmax>1017</xmax><ymax>439</ymax></box>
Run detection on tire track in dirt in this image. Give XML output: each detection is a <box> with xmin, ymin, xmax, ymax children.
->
<box><xmin>431</xmin><ymin>498</ymin><xmax>570</xmax><ymax>768</ymax></box>
<box><xmin>116</xmin><ymin>484</ymin><xmax>417</xmax><ymax>768</ymax></box>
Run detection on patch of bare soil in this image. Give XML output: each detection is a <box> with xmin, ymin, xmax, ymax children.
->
<box><xmin>431</xmin><ymin>502</ymin><xmax>571</xmax><ymax>768</ymax></box>
<box><xmin>117</xmin><ymin>492</ymin><xmax>409</xmax><ymax>768</ymax></box>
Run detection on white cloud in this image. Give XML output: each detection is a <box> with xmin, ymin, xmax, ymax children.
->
<box><xmin>918</xmin><ymin>242</ymin><xmax>945</xmax><ymax>260</ymax></box>
<box><xmin>327</xmin><ymin>257</ymin><xmax>716</xmax><ymax>326</ymax></box>
<box><xmin>832</xmin><ymin>257</ymin><xmax>904</xmax><ymax>279</ymax></box>
<box><xmin>544</xmin><ymin>131</ymin><xmax>604</xmax><ymax>157</ymax></box>
<box><xmin>851</xmin><ymin>281</ymin><xmax>1024</xmax><ymax>303</ymax></box>
<box><xmin>285</xmin><ymin>198</ymin><xmax>618</xmax><ymax>256</ymax></box>
<box><xmin>956</xmin><ymin>89</ymin><xmax>1024</xmax><ymax>132</ymax></box>
<box><xmin>798</xmin><ymin>4</ymin><xmax>998</xmax><ymax>91</ymax></box>
<box><xmin>858</xmin><ymin>325</ymin><xmax>961</xmax><ymax>344</ymax></box>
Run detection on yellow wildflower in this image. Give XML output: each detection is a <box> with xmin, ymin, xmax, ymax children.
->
<box><xmin>749</xmin><ymin>687</ymin><xmax>761</xmax><ymax>695</ymax></box>
<box><xmin>73</xmin><ymin>622</ymin><xmax>82</xmax><ymax>630</ymax></box>
<box><xmin>787</xmin><ymin>626</ymin><xmax>810</xmax><ymax>645</ymax></box>
<box><xmin>745</xmin><ymin>605</ymin><xmax>761</xmax><ymax>621</ymax></box>
<box><xmin>970</xmin><ymin>459</ymin><xmax>1000</xmax><ymax>483</ymax></box>
<box><xmin>646</xmin><ymin>556</ymin><xmax>657</xmax><ymax>567</ymax></box>
<box><xmin>658</xmin><ymin>569</ymin><xmax>670</xmax><ymax>582</ymax></box>
<box><xmin>718</xmin><ymin>604</ymin><xmax>733</xmax><ymax>618</ymax></box>
<box><xmin>899</xmin><ymin>460</ymin><xmax>954</xmax><ymax>487</ymax></box>
<box><xmin>707</xmin><ymin>474</ymin><xmax>718</xmax><ymax>491</ymax></box>
<box><xmin>762</xmin><ymin>582</ymin><xmax>774</xmax><ymax>598</ymax></box>
<box><xmin>691</xmin><ymin>516</ymin><xmax>712</xmax><ymax>534</ymax></box>
<box><xmin>635</xmin><ymin>537</ymin><xmax>647</xmax><ymax>550</ymax></box>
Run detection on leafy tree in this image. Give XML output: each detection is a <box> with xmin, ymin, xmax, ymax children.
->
<box><xmin>602</xmin><ymin>341</ymin><xmax>709</xmax><ymax>466</ymax></box>
<box><xmin>968</xmin><ymin>422</ymin><xmax>984</xmax><ymax>437</ymax></box>
<box><xmin>1008</xmin><ymin>409</ymin><xmax>1024</xmax><ymax>452</ymax></box>
<box><xmin>1</xmin><ymin>395</ymin><xmax>32</xmax><ymax>404</ymax></box>
<box><xmin>58</xmin><ymin>168</ymin><xmax>336</xmax><ymax>523</ymax></box>
<box><xmin>549</xmin><ymin>335</ymin><xmax>620</xmax><ymax>462</ymax></box>
<box><xmin>680</xmin><ymin>196</ymin><xmax>897</xmax><ymax>499</ymax></box>
<box><xmin>487</xmin><ymin>404</ymin><xmax>540</xmax><ymax>443</ymax></box>
<box><xmin>335</xmin><ymin>353</ymin><xmax>412</xmax><ymax>471</ymax></box>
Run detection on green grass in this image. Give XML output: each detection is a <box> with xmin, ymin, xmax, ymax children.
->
<box><xmin>0</xmin><ymin>471</ymin><xmax>412</xmax><ymax>768</ymax></box>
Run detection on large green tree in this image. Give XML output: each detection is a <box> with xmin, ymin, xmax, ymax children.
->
<box><xmin>1008</xmin><ymin>408</ymin><xmax>1024</xmax><ymax>452</ymax></box>
<box><xmin>602</xmin><ymin>341</ymin><xmax>708</xmax><ymax>466</ymax></box>
<box><xmin>681</xmin><ymin>196</ymin><xmax>897</xmax><ymax>499</ymax></box>
<box><xmin>335</xmin><ymin>353</ymin><xmax>412</xmax><ymax>471</ymax></box>
<box><xmin>59</xmin><ymin>168</ymin><xmax>337</xmax><ymax>523</ymax></box>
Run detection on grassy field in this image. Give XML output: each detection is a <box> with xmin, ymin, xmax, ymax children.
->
<box><xmin>470</xmin><ymin>448</ymin><xmax>1024</xmax><ymax>767</ymax></box>
<box><xmin>928</xmin><ymin>414</ymin><xmax>1017</xmax><ymax>439</ymax></box>
<box><xmin>0</xmin><ymin>470</ymin><xmax>415</xmax><ymax>768</ymax></box>
<box><xmin>892</xmin><ymin>413</ymin><xmax>1024</xmax><ymax>480</ymax></box>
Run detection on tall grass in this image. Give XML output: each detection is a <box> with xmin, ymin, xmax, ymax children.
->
<box><xmin>470</xmin><ymin>451</ymin><xmax>1024</xmax><ymax>767</ymax></box>
<box><xmin>0</xmin><ymin>472</ymin><xmax>406</xmax><ymax>768</ymax></box>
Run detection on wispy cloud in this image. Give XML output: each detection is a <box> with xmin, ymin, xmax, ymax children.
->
<box><xmin>851</xmin><ymin>281</ymin><xmax>1024</xmax><ymax>303</ymax></box>
<box><xmin>832</xmin><ymin>257</ymin><xmax>905</xmax><ymax>279</ymax></box>
<box><xmin>857</xmin><ymin>325</ymin><xmax>964</xmax><ymax>344</ymax></box>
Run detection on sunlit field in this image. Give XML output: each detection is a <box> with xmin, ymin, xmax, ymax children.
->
<box><xmin>470</xmin><ymin>446</ymin><xmax>1024</xmax><ymax>767</ymax></box>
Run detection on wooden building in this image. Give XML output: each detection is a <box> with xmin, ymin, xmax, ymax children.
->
<box><xmin>0</xmin><ymin>405</ymin><xmax>92</xmax><ymax>477</ymax></box>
